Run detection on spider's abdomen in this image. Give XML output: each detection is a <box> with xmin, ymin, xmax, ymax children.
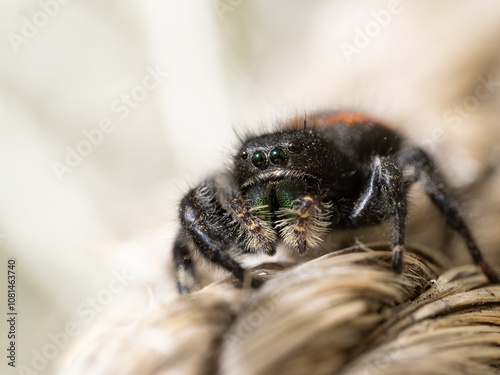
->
<box><xmin>301</xmin><ymin>111</ymin><xmax>403</xmax><ymax>163</ymax></box>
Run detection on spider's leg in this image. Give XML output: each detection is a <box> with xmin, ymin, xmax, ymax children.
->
<box><xmin>397</xmin><ymin>146</ymin><xmax>500</xmax><ymax>284</ymax></box>
<box><xmin>350</xmin><ymin>156</ymin><xmax>409</xmax><ymax>273</ymax></box>
<box><xmin>276</xmin><ymin>195</ymin><xmax>334</xmax><ymax>254</ymax></box>
<box><xmin>172</xmin><ymin>235</ymin><xmax>197</xmax><ymax>294</ymax></box>
<box><xmin>383</xmin><ymin>159</ymin><xmax>408</xmax><ymax>273</ymax></box>
<box><xmin>175</xmin><ymin>183</ymin><xmax>256</xmax><ymax>291</ymax></box>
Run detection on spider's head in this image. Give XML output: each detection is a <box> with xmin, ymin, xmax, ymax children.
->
<box><xmin>235</xmin><ymin>129</ymin><xmax>332</xmax><ymax>189</ymax></box>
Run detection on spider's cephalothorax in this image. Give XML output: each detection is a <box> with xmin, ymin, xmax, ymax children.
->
<box><xmin>173</xmin><ymin>111</ymin><xmax>499</xmax><ymax>293</ymax></box>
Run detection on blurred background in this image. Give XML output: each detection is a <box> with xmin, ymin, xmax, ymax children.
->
<box><xmin>2</xmin><ymin>1</ymin><xmax>500</xmax><ymax>374</ymax></box>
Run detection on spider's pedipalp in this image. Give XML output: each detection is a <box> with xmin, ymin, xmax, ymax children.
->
<box><xmin>277</xmin><ymin>196</ymin><xmax>333</xmax><ymax>254</ymax></box>
<box><xmin>230</xmin><ymin>197</ymin><xmax>278</xmax><ymax>255</ymax></box>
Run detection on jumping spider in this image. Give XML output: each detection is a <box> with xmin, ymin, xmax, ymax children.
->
<box><xmin>173</xmin><ymin>111</ymin><xmax>499</xmax><ymax>293</ymax></box>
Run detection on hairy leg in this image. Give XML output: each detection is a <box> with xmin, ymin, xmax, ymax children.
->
<box><xmin>172</xmin><ymin>237</ymin><xmax>197</xmax><ymax>294</ymax></box>
<box><xmin>397</xmin><ymin>147</ymin><xmax>500</xmax><ymax>283</ymax></box>
<box><xmin>350</xmin><ymin>156</ymin><xmax>409</xmax><ymax>273</ymax></box>
<box><xmin>174</xmin><ymin>184</ymin><xmax>246</xmax><ymax>293</ymax></box>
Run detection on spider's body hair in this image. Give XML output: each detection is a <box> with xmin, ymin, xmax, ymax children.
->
<box><xmin>277</xmin><ymin>197</ymin><xmax>333</xmax><ymax>253</ymax></box>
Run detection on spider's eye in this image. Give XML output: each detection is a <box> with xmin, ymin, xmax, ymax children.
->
<box><xmin>287</xmin><ymin>142</ymin><xmax>299</xmax><ymax>153</ymax></box>
<box><xmin>240</xmin><ymin>150</ymin><xmax>248</xmax><ymax>160</ymax></box>
<box><xmin>252</xmin><ymin>150</ymin><xmax>268</xmax><ymax>169</ymax></box>
<box><xmin>269</xmin><ymin>148</ymin><xmax>286</xmax><ymax>165</ymax></box>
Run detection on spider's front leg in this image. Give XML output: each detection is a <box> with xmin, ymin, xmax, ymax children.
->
<box><xmin>173</xmin><ymin>182</ymin><xmax>250</xmax><ymax>294</ymax></box>
<box><xmin>172</xmin><ymin>237</ymin><xmax>197</xmax><ymax>294</ymax></box>
<box><xmin>396</xmin><ymin>147</ymin><xmax>500</xmax><ymax>284</ymax></box>
<box><xmin>173</xmin><ymin>178</ymin><xmax>279</xmax><ymax>293</ymax></box>
<box><xmin>350</xmin><ymin>156</ymin><xmax>409</xmax><ymax>273</ymax></box>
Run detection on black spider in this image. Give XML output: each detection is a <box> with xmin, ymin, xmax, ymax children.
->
<box><xmin>172</xmin><ymin>111</ymin><xmax>499</xmax><ymax>293</ymax></box>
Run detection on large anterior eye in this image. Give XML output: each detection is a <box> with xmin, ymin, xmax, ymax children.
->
<box><xmin>269</xmin><ymin>148</ymin><xmax>286</xmax><ymax>165</ymax></box>
<box><xmin>252</xmin><ymin>150</ymin><xmax>268</xmax><ymax>169</ymax></box>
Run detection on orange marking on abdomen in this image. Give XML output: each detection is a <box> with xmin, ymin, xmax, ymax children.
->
<box><xmin>285</xmin><ymin>111</ymin><xmax>375</xmax><ymax>130</ymax></box>
<box><xmin>314</xmin><ymin>112</ymin><xmax>373</xmax><ymax>127</ymax></box>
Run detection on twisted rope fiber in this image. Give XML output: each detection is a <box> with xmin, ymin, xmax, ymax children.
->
<box><xmin>57</xmin><ymin>243</ymin><xmax>500</xmax><ymax>375</ymax></box>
